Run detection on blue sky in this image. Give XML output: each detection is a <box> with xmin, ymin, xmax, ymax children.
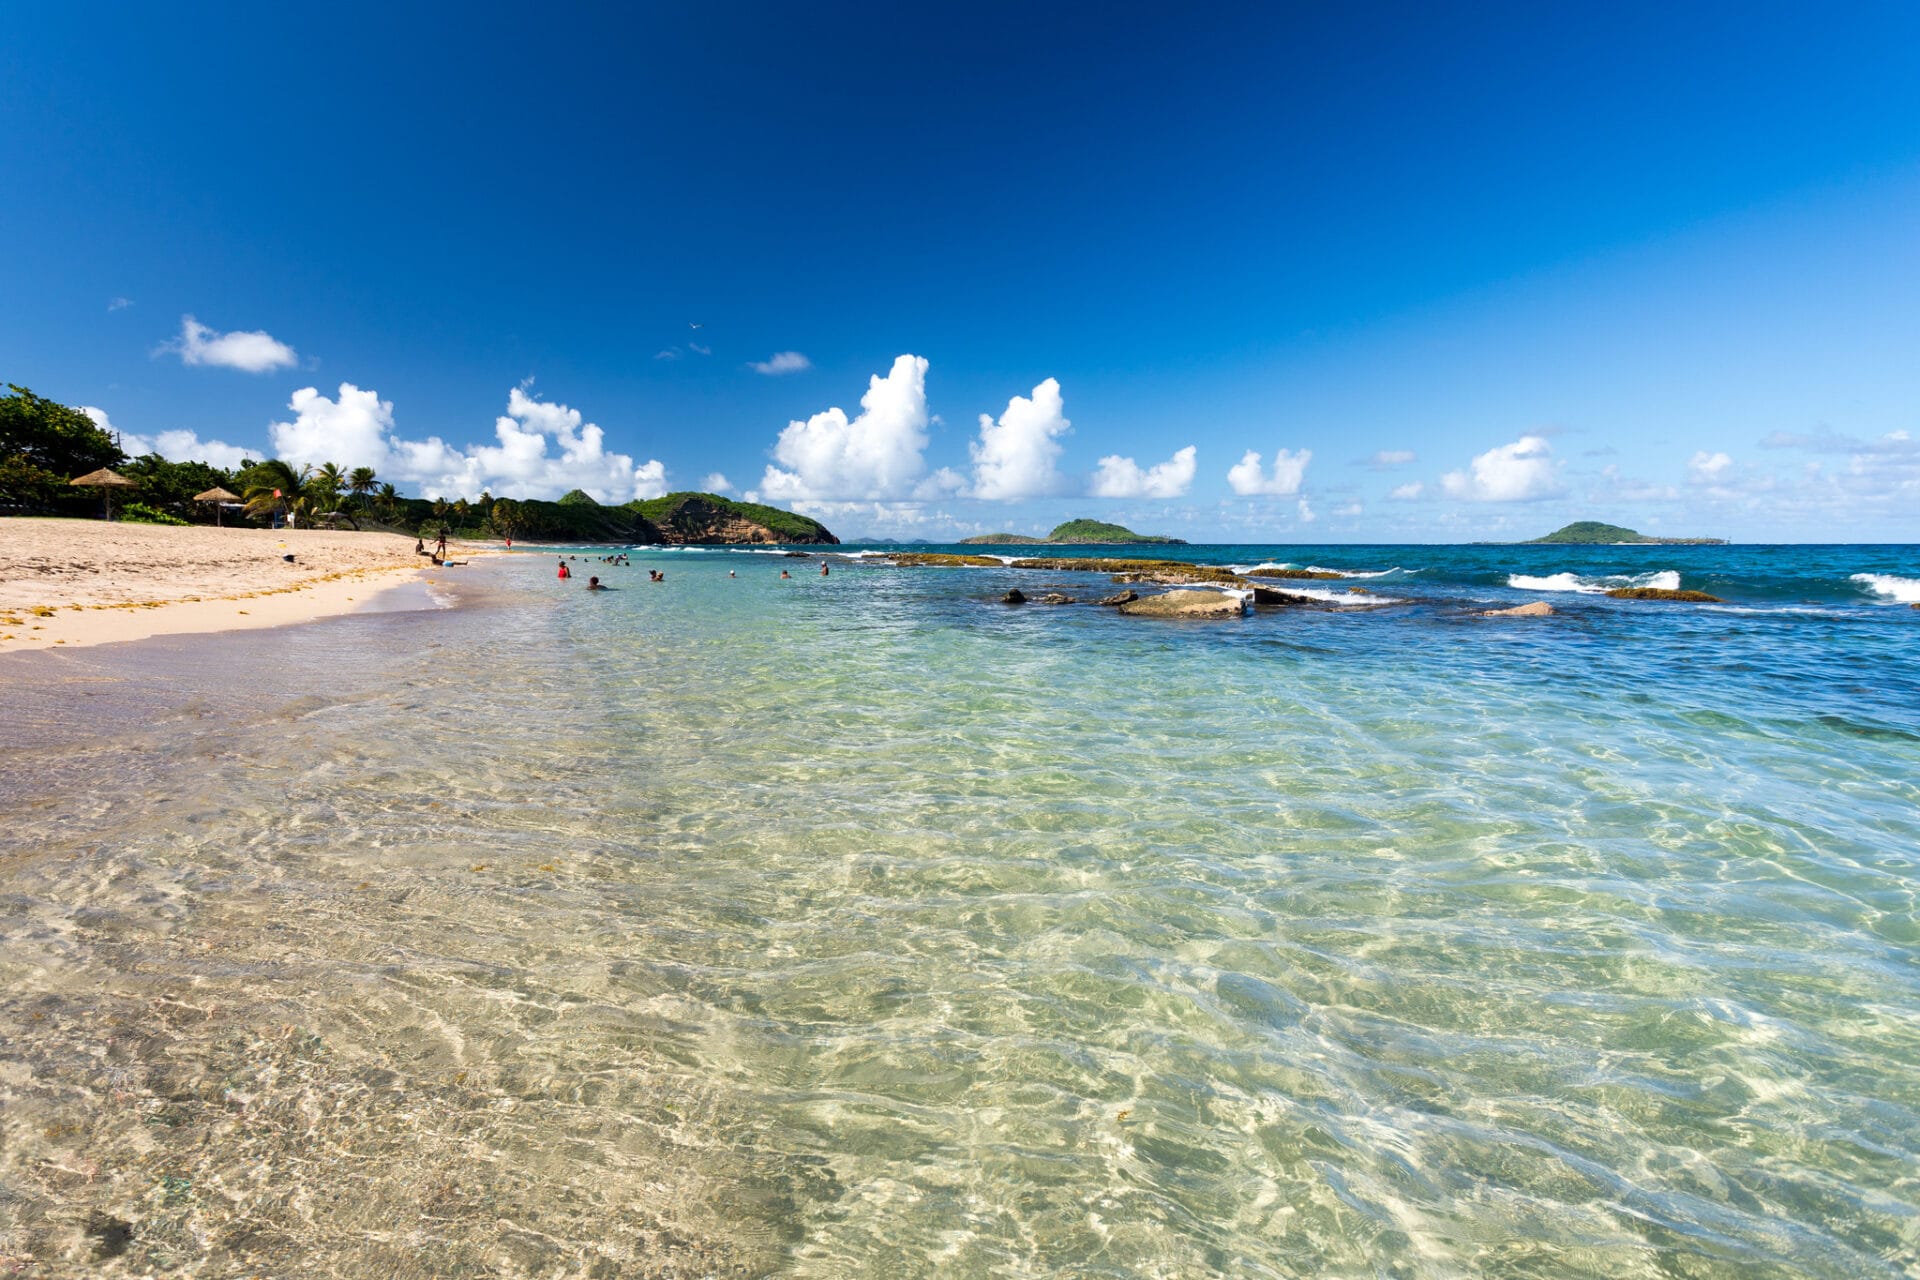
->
<box><xmin>4</xmin><ymin>2</ymin><xmax>1918</xmax><ymax>541</ymax></box>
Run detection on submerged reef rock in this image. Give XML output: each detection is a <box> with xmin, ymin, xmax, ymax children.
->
<box><xmin>1002</xmin><ymin>588</ymin><xmax>1027</xmax><ymax>604</ymax></box>
<box><xmin>1013</xmin><ymin>558</ymin><xmax>1243</xmax><ymax>584</ymax></box>
<box><xmin>1605</xmin><ymin>587</ymin><xmax>1725</xmax><ymax>602</ymax></box>
<box><xmin>1118</xmin><ymin>590</ymin><xmax>1247</xmax><ymax>619</ymax></box>
<box><xmin>1481</xmin><ymin>601</ymin><xmax>1556</xmax><ymax>617</ymax></box>
<box><xmin>1244</xmin><ymin>566</ymin><xmax>1347</xmax><ymax>581</ymax></box>
<box><xmin>1096</xmin><ymin>590</ymin><xmax>1137</xmax><ymax>606</ymax></box>
<box><xmin>1038</xmin><ymin>593</ymin><xmax>1075</xmax><ymax>605</ymax></box>
<box><xmin>890</xmin><ymin>553</ymin><xmax>1008</xmax><ymax>568</ymax></box>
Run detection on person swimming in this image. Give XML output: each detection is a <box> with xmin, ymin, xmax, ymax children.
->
<box><xmin>587</xmin><ymin>576</ymin><xmax>606</xmax><ymax>590</ymax></box>
<box><xmin>780</xmin><ymin>569</ymin><xmax>791</xmax><ymax>579</ymax></box>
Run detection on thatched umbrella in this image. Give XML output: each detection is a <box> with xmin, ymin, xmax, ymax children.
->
<box><xmin>194</xmin><ymin>486</ymin><xmax>241</xmax><ymax>526</ymax></box>
<box><xmin>70</xmin><ymin>467</ymin><xmax>138</xmax><ymax>520</ymax></box>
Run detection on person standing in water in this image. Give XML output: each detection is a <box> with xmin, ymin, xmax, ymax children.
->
<box><xmin>557</xmin><ymin>558</ymin><xmax>571</xmax><ymax>580</ymax></box>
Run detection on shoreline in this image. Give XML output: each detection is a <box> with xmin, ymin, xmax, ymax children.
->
<box><xmin>0</xmin><ymin>518</ymin><xmax>481</xmax><ymax>652</ymax></box>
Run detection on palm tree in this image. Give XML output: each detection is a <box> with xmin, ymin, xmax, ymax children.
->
<box><xmin>243</xmin><ymin>459</ymin><xmax>313</xmax><ymax>526</ymax></box>
<box><xmin>490</xmin><ymin>498</ymin><xmax>520</xmax><ymax>541</ymax></box>
<box><xmin>375</xmin><ymin>482</ymin><xmax>399</xmax><ymax>523</ymax></box>
<box><xmin>312</xmin><ymin>462</ymin><xmax>347</xmax><ymax>513</ymax></box>
<box><xmin>348</xmin><ymin>466</ymin><xmax>378</xmax><ymax>511</ymax></box>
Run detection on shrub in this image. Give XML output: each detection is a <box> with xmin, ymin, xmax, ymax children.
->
<box><xmin>120</xmin><ymin>501</ymin><xmax>190</xmax><ymax>526</ymax></box>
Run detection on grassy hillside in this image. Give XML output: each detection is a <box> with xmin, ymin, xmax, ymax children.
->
<box><xmin>626</xmin><ymin>492</ymin><xmax>836</xmax><ymax>543</ymax></box>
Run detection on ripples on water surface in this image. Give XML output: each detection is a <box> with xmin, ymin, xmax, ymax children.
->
<box><xmin>2</xmin><ymin>545</ymin><xmax>1917</xmax><ymax>1277</ymax></box>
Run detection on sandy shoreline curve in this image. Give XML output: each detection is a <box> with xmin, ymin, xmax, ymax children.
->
<box><xmin>0</xmin><ymin>517</ymin><xmax>465</xmax><ymax>651</ymax></box>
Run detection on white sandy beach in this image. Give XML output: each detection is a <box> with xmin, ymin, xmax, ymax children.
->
<box><xmin>0</xmin><ymin>518</ymin><xmax>451</xmax><ymax>651</ymax></box>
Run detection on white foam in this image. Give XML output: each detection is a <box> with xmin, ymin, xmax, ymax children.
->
<box><xmin>1304</xmin><ymin>564</ymin><xmax>1411</xmax><ymax>579</ymax></box>
<box><xmin>1851</xmin><ymin>573</ymin><xmax>1920</xmax><ymax>604</ymax></box>
<box><xmin>1229</xmin><ymin>561</ymin><xmax>1410</xmax><ymax>579</ymax></box>
<box><xmin>1508</xmin><ymin>569</ymin><xmax>1681</xmax><ymax>594</ymax></box>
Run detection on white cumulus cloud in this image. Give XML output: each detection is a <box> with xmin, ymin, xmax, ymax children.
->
<box><xmin>1389</xmin><ymin>481</ymin><xmax>1425</xmax><ymax>500</ymax></box>
<box><xmin>702</xmin><ymin>472</ymin><xmax>732</xmax><ymax>493</ymax></box>
<box><xmin>161</xmin><ymin>314</ymin><xmax>298</xmax><ymax>373</ymax></box>
<box><xmin>1227</xmin><ymin>447</ymin><xmax>1312</xmax><ymax>496</ymax></box>
<box><xmin>1297</xmin><ymin>498</ymin><xmax>1316</xmax><ymax>523</ymax></box>
<box><xmin>756</xmin><ymin>355</ymin><xmax>931</xmax><ymax>502</ymax></box>
<box><xmin>1440</xmin><ymin>435</ymin><xmax>1563</xmax><ymax>502</ymax></box>
<box><xmin>1687</xmin><ymin>450</ymin><xmax>1734</xmax><ymax>484</ymax></box>
<box><xmin>1369</xmin><ymin>449</ymin><xmax>1415</xmax><ymax>469</ymax></box>
<box><xmin>1089</xmin><ymin>445</ymin><xmax>1197</xmax><ymax>498</ymax></box>
<box><xmin>82</xmin><ymin>406</ymin><xmax>255</xmax><ymax>470</ymax></box>
<box><xmin>970</xmin><ymin>377</ymin><xmax>1071</xmax><ymax>502</ymax></box>
<box><xmin>750</xmin><ymin>351</ymin><xmax>812</xmax><ymax>375</ymax></box>
<box><xmin>268</xmin><ymin>383</ymin><xmax>667</xmax><ymax>502</ymax></box>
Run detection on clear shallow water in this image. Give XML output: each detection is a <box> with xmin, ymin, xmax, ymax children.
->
<box><xmin>2</xmin><ymin>544</ymin><xmax>1918</xmax><ymax>1277</ymax></box>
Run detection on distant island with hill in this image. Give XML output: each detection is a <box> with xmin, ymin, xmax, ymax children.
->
<box><xmin>554</xmin><ymin>490</ymin><xmax>838</xmax><ymax>545</ymax></box>
<box><xmin>1521</xmin><ymin>521</ymin><xmax>1726</xmax><ymax>546</ymax></box>
<box><xmin>962</xmin><ymin>518</ymin><xmax>1186</xmax><ymax>546</ymax></box>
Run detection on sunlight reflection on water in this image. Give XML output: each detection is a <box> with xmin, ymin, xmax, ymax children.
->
<box><xmin>2</xmin><ymin>551</ymin><xmax>1917</xmax><ymax>1277</ymax></box>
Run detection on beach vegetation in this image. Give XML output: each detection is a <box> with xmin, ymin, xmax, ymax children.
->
<box><xmin>0</xmin><ymin>386</ymin><xmax>835</xmax><ymax>542</ymax></box>
<box><xmin>1</xmin><ymin>383</ymin><xmax>128</xmax><ymax>514</ymax></box>
<box><xmin>1</xmin><ymin>384</ymin><xmax>123</xmax><ymax>476</ymax></box>
<box><xmin>118</xmin><ymin>501</ymin><xmax>191</xmax><ymax>525</ymax></box>
<box><xmin>119</xmin><ymin>454</ymin><xmax>251</xmax><ymax>520</ymax></box>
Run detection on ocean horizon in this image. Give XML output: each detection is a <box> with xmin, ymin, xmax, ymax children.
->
<box><xmin>2</xmin><ymin>540</ymin><xmax>1916</xmax><ymax>1276</ymax></box>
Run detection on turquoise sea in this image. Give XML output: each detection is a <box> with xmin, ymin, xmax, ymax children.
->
<box><xmin>2</xmin><ymin>542</ymin><xmax>1917</xmax><ymax>1277</ymax></box>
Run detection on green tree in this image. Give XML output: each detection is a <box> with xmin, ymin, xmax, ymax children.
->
<box><xmin>348</xmin><ymin>466</ymin><xmax>378</xmax><ymax>510</ymax></box>
<box><xmin>120</xmin><ymin>454</ymin><xmax>238</xmax><ymax>520</ymax></box>
<box><xmin>490</xmin><ymin>497</ymin><xmax>521</xmax><ymax>541</ymax></box>
<box><xmin>0</xmin><ymin>385</ymin><xmax>126</xmax><ymax>510</ymax></box>
<box><xmin>375</xmin><ymin>482</ymin><xmax>399</xmax><ymax>522</ymax></box>
<box><xmin>242</xmin><ymin>459</ymin><xmax>315</xmax><ymax>525</ymax></box>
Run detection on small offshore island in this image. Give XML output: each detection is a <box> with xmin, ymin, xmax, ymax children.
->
<box><xmin>961</xmin><ymin>517</ymin><xmax>1187</xmax><ymax>545</ymax></box>
<box><xmin>1522</xmin><ymin>520</ymin><xmax>1727</xmax><ymax>546</ymax></box>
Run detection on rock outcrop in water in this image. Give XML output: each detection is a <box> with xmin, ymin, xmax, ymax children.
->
<box><xmin>1117</xmin><ymin>589</ymin><xmax>1247</xmax><ymax>618</ymax></box>
<box><xmin>1244</xmin><ymin>566</ymin><xmax>1346</xmax><ymax>581</ymax></box>
<box><xmin>1605</xmin><ymin>587</ymin><xmax>1725</xmax><ymax>602</ymax></box>
<box><xmin>1482</xmin><ymin>601</ymin><xmax>1555</xmax><ymax>617</ymax></box>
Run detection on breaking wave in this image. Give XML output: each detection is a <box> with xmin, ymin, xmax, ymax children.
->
<box><xmin>1509</xmin><ymin>569</ymin><xmax>1681</xmax><ymax>594</ymax></box>
<box><xmin>1850</xmin><ymin>573</ymin><xmax>1920</xmax><ymax>604</ymax></box>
